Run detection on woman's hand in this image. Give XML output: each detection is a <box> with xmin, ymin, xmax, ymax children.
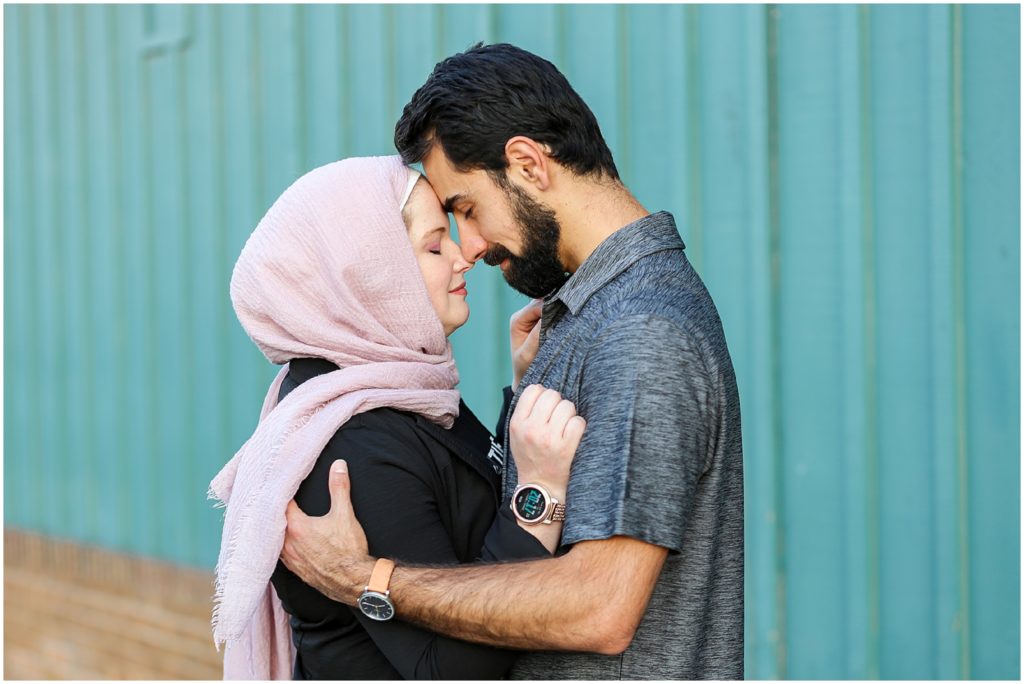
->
<box><xmin>508</xmin><ymin>384</ymin><xmax>586</xmax><ymax>552</ymax></box>
<box><xmin>510</xmin><ymin>300</ymin><xmax>543</xmax><ymax>390</ymax></box>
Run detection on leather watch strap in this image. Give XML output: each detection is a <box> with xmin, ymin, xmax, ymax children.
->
<box><xmin>366</xmin><ymin>558</ymin><xmax>396</xmax><ymax>593</ymax></box>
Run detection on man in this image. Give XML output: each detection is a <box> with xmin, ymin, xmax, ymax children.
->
<box><xmin>282</xmin><ymin>43</ymin><xmax>744</xmax><ymax>679</ymax></box>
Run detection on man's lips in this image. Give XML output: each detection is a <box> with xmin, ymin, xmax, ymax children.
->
<box><xmin>449</xmin><ymin>282</ymin><xmax>468</xmax><ymax>295</ymax></box>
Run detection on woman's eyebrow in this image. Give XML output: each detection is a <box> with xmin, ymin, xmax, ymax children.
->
<box><xmin>420</xmin><ymin>226</ymin><xmax>444</xmax><ymax>241</ymax></box>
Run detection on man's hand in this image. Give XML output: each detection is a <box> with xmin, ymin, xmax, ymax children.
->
<box><xmin>281</xmin><ymin>459</ymin><xmax>375</xmax><ymax>605</ymax></box>
<box><xmin>282</xmin><ymin>461</ymin><xmax>667</xmax><ymax>655</ymax></box>
<box><xmin>510</xmin><ymin>299</ymin><xmax>543</xmax><ymax>390</ymax></box>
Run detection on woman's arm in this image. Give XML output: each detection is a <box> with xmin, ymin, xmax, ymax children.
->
<box><xmin>496</xmin><ymin>384</ymin><xmax>585</xmax><ymax>554</ymax></box>
<box><xmin>506</xmin><ymin>301</ymin><xmax>585</xmax><ymax>552</ymax></box>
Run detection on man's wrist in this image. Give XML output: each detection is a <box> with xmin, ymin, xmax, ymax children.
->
<box><xmin>321</xmin><ymin>555</ymin><xmax>376</xmax><ymax>605</ymax></box>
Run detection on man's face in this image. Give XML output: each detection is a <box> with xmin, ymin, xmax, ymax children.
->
<box><xmin>422</xmin><ymin>145</ymin><xmax>568</xmax><ymax>298</ymax></box>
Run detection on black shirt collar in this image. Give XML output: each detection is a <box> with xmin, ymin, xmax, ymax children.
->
<box><xmin>287</xmin><ymin>357</ymin><xmax>341</xmax><ymax>384</ymax></box>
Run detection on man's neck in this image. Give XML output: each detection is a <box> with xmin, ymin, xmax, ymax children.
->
<box><xmin>553</xmin><ymin>179</ymin><xmax>649</xmax><ymax>272</ymax></box>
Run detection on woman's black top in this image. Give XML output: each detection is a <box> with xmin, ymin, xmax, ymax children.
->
<box><xmin>270</xmin><ymin>358</ymin><xmax>546</xmax><ymax>680</ymax></box>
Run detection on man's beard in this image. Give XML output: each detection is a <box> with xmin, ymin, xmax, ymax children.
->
<box><xmin>483</xmin><ymin>176</ymin><xmax>568</xmax><ymax>299</ymax></box>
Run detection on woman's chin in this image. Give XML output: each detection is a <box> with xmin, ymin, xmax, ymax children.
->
<box><xmin>443</xmin><ymin>307</ymin><xmax>471</xmax><ymax>337</ymax></box>
<box><xmin>440</xmin><ymin>305</ymin><xmax>471</xmax><ymax>337</ymax></box>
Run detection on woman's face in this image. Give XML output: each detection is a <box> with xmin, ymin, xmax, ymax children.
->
<box><xmin>404</xmin><ymin>178</ymin><xmax>472</xmax><ymax>336</ymax></box>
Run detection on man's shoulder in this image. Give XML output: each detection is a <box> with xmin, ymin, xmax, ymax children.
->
<box><xmin>579</xmin><ymin>304</ymin><xmax>715</xmax><ymax>373</ymax></box>
<box><xmin>578</xmin><ymin>254</ymin><xmax>728</xmax><ymax>362</ymax></box>
<box><xmin>584</xmin><ymin>250</ymin><xmax>706</xmax><ymax>316</ymax></box>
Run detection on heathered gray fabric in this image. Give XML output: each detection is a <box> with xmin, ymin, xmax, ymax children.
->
<box><xmin>502</xmin><ymin>212</ymin><xmax>744</xmax><ymax>680</ymax></box>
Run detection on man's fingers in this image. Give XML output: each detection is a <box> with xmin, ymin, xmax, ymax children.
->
<box><xmin>328</xmin><ymin>460</ymin><xmax>355</xmax><ymax>520</ymax></box>
<box><xmin>282</xmin><ymin>501</ymin><xmax>303</xmax><ymax>565</ymax></box>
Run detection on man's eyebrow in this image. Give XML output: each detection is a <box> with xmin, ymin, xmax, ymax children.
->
<box><xmin>441</xmin><ymin>193</ymin><xmax>465</xmax><ymax>214</ymax></box>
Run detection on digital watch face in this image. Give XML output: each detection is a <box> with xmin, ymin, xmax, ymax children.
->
<box><xmin>358</xmin><ymin>592</ymin><xmax>395</xmax><ymax>621</ymax></box>
<box><xmin>514</xmin><ymin>486</ymin><xmax>548</xmax><ymax>522</ymax></box>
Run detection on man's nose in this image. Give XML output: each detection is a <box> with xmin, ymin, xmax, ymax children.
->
<box><xmin>458</xmin><ymin>225</ymin><xmax>488</xmax><ymax>263</ymax></box>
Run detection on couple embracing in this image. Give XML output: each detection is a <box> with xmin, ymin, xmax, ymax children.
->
<box><xmin>210</xmin><ymin>43</ymin><xmax>743</xmax><ymax>681</ymax></box>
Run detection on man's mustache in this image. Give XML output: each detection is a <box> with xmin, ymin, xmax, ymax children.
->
<box><xmin>483</xmin><ymin>245</ymin><xmax>514</xmax><ymax>267</ymax></box>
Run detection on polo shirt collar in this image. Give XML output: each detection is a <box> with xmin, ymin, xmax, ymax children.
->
<box><xmin>552</xmin><ymin>211</ymin><xmax>685</xmax><ymax>315</ymax></box>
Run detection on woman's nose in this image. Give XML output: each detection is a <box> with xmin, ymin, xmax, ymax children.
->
<box><xmin>453</xmin><ymin>254</ymin><xmax>472</xmax><ymax>274</ymax></box>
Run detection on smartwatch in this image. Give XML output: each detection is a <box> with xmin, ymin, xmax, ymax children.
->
<box><xmin>511</xmin><ymin>483</ymin><xmax>566</xmax><ymax>526</ymax></box>
<box><xmin>357</xmin><ymin>558</ymin><xmax>396</xmax><ymax>621</ymax></box>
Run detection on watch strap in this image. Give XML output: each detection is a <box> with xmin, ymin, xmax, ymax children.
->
<box><xmin>366</xmin><ymin>558</ymin><xmax>395</xmax><ymax>594</ymax></box>
<box><xmin>549</xmin><ymin>502</ymin><xmax>566</xmax><ymax>523</ymax></box>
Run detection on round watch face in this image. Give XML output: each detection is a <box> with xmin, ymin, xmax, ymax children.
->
<box><xmin>358</xmin><ymin>591</ymin><xmax>395</xmax><ymax>621</ymax></box>
<box><xmin>514</xmin><ymin>486</ymin><xmax>549</xmax><ymax>522</ymax></box>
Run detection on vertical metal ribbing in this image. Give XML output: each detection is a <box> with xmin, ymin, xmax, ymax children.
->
<box><xmin>949</xmin><ymin>4</ymin><xmax>972</xmax><ymax>678</ymax></box>
<box><xmin>856</xmin><ymin>5</ymin><xmax>881</xmax><ymax>678</ymax></box>
<box><xmin>765</xmin><ymin>4</ymin><xmax>788</xmax><ymax>679</ymax></box>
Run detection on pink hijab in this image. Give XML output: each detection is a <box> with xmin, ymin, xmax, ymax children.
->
<box><xmin>208</xmin><ymin>156</ymin><xmax>460</xmax><ymax>679</ymax></box>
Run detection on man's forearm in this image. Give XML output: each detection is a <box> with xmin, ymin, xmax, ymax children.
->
<box><xmin>308</xmin><ymin>540</ymin><xmax>658</xmax><ymax>655</ymax></box>
<box><xmin>389</xmin><ymin>555</ymin><xmax>601</xmax><ymax>651</ymax></box>
<box><xmin>314</xmin><ymin>553</ymin><xmax>603</xmax><ymax>651</ymax></box>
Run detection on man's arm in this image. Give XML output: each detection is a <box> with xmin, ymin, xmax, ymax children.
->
<box><xmin>282</xmin><ymin>464</ymin><xmax>668</xmax><ymax>655</ymax></box>
<box><xmin>282</xmin><ymin>314</ymin><xmax>710</xmax><ymax>655</ymax></box>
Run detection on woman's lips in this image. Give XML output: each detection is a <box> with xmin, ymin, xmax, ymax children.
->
<box><xmin>449</xmin><ymin>282</ymin><xmax>468</xmax><ymax>296</ymax></box>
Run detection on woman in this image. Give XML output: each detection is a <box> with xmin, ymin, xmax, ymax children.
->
<box><xmin>209</xmin><ymin>156</ymin><xmax>582</xmax><ymax>679</ymax></box>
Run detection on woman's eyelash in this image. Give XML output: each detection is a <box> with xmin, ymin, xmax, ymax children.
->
<box><xmin>464</xmin><ymin>208</ymin><xmax>473</xmax><ymax>219</ymax></box>
<box><xmin>428</xmin><ymin>245</ymin><xmax>442</xmax><ymax>255</ymax></box>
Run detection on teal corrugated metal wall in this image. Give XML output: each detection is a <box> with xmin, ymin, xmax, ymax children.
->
<box><xmin>3</xmin><ymin>4</ymin><xmax>1019</xmax><ymax>679</ymax></box>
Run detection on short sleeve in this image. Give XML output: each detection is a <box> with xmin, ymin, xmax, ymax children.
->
<box><xmin>562</xmin><ymin>314</ymin><xmax>716</xmax><ymax>553</ymax></box>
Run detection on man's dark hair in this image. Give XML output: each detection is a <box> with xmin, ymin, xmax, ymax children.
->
<box><xmin>395</xmin><ymin>43</ymin><xmax>619</xmax><ymax>181</ymax></box>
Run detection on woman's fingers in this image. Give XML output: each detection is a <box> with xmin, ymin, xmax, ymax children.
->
<box><xmin>549</xmin><ymin>398</ymin><xmax>578</xmax><ymax>433</ymax></box>
<box><xmin>508</xmin><ymin>386</ymin><xmax>585</xmax><ymax>492</ymax></box>
<box><xmin>524</xmin><ymin>315</ymin><xmax>541</xmax><ymax>348</ymax></box>
<box><xmin>529</xmin><ymin>388</ymin><xmax>563</xmax><ymax>424</ymax></box>
<box><xmin>563</xmin><ymin>415</ymin><xmax>587</xmax><ymax>445</ymax></box>
<box><xmin>513</xmin><ymin>384</ymin><xmax>545</xmax><ymax>421</ymax></box>
<box><xmin>510</xmin><ymin>299</ymin><xmax>543</xmax><ymax>336</ymax></box>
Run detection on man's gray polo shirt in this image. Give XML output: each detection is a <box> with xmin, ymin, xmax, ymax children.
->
<box><xmin>503</xmin><ymin>211</ymin><xmax>744</xmax><ymax>680</ymax></box>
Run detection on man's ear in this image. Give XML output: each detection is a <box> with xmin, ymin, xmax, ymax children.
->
<box><xmin>504</xmin><ymin>136</ymin><xmax>552</xmax><ymax>191</ymax></box>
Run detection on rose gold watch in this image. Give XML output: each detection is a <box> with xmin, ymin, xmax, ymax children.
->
<box><xmin>511</xmin><ymin>483</ymin><xmax>566</xmax><ymax>525</ymax></box>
